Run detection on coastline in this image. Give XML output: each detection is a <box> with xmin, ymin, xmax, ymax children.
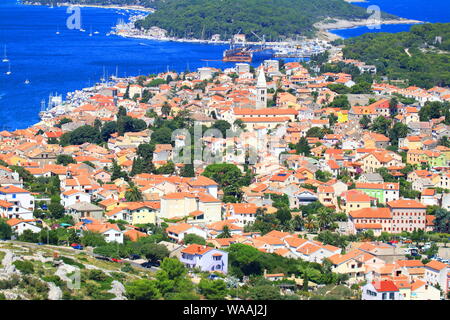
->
<box><xmin>22</xmin><ymin>1</ymin><xmax>155</xmax><ymax>12</ymax></box>
<box><xmin>114</xmin><ymin>15</ymin><xmax>424</xmax><ymax>44</ymax></box>
<box><xmin>315</xmin><ymin>18</ymin><xmax>424</xmax><ymax>41</ymax></box>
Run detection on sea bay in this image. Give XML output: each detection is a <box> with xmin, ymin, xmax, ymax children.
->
<box><xmin>0</xmin><ymin>0</ymin><xmax>449</xmax><ymax>129</ymax></box>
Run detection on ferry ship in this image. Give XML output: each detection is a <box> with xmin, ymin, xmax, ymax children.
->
<box><xmin>223</xmin><ymin>48</ymin><xmax>253</xmax><ymax>63</ymax></box>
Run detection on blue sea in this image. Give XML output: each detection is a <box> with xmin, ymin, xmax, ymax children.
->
<box><xmin>0</xmin><ymin>0</ymin><xmax>449</xmax><ymax>129</ymax></box>
<box><xmin>0</xmin><ymin>0</ymin><xmax>232</xmax><ymax>129</ymax></box>
<box><xmin>330</xmin><ymin>0</ymin><xmax>450</xmax><ymax>38</ymax></box>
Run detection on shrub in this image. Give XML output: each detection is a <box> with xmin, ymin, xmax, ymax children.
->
<box><xmin>59</xmin><ymin>256</ymin><xmax>85</xmax><ymax>269</ymax></box>
<box><xmin>13</xmin><ymin>260</ymin><xmax>35</xmax><ymax>274</ymax></box>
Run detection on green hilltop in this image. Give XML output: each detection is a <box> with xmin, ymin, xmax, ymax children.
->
<box><xmin>135</xmin><ymin>0</ymin><xmax>396</xmax><ymax>40</ymax></box>
<box><xmin>342</xmin><ymin>23</ymin><xmax>450</xmax><ymax>88</ymax></box>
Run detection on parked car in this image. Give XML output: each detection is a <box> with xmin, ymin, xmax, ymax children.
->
<box><xmin>141</xmin><ymin>260</ymin><xmax>160</xmax><ymax>268</ymax></box>
<box><xmin>128</xmin><ymin>254</ymin><xmax>141</xmax><ymax>260</ymax></box>
<box><xmin>95</xmin><ymin>256</ymin><xmax>110</xmax><ymax>261</ymax></box>
<box><xmin>208</xmin><ymin>274</ymin><xmax>220</xmax><ymax>280</ymax></box>
<box><xmin>110</xmin><ymin>258</ymin><xmax>124</xmax><ymax>263</ymax></box>
<box><xmin>70</xmin><ymin>243</ymin><xmax>84</xmax><ymax>250</ymax></box>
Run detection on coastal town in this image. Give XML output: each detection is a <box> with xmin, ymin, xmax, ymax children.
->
<box><xmin>0</xmin><ymin>38</ymin><xmax>449</xmax><ymax>301</ymax></box>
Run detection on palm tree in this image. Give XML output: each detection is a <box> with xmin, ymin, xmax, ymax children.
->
<box><xmin>317</xmin><ymin>208</ymin><xmax>334</xmax><ymax>232</ymax></box>
<box><xmin>256</xmin><ymin>207</ymin><xmax>267</xmax><ymax>217</ymax></box>
<box><xmin>299</xmin><ymin>265</ymin><xmax>314</xmax><ymax>291</ymax></box>
<box><xmin>304</xmin><ymin>215</ymin><xmax>317</xmax><ymax>233</ymax></box>
<box><xmin>291</xmin><ymin>215</ymin><xmax>304</xmax><ymax>231</ymax></box>
<box><xmin>217</xmin><ymin>225</ymin><xmax>232</xmax><ymax>239</ymax></box>
<box><xmin>125</xmin><ymin>183</ymin><xmax>143</xmax><ymax>202</ymax></box>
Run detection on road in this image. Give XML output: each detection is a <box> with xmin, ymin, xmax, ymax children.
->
<box><xmin>3</xmin><ymin>240</ymin><xmax>159</xmax><ymax>273</ymax></box>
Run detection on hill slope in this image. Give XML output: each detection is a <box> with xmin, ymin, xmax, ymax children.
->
<box><xmin>342</xmin><ymin>23</ymin><xmax>450</xmax><ymax>88</ymax></box>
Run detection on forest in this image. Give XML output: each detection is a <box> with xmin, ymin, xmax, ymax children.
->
<box><xmin>342</xmin><ymin>23</ymin><xmax>450</xmax><ymax>88</ymax></box>
<box><xmin>28</xmin><ymin>0</ymin><xmax>396</xmax><ymax>41</ymax></box>
<box><xmin>134</xmin><ymin>0</ymin><xmax>392</xmax><ymax>41</ymax></box>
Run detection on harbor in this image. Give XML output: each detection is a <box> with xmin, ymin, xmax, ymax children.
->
<box><xmin>112</xmin><ymin>15</ymin><xmax>332</xmax><ymax>63</ymax></box>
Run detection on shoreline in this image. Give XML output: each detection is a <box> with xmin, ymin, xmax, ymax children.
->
<box><xmin>22</xmin><ymin>2</ymin><xmax>155</xmax><ymax>12</ymax></box>
<box><xmin>315</xmin><ymin>18</ymin><xmax>424</xmax><ymax>41</ymax></box>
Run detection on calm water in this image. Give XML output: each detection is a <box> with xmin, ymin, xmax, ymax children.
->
<box><xmin>0</xmin><ymin>0</ymin><xmax>449</xmax><ymax>129</ymax></box>
<box><xmin>0</xmin><ymin>0</ymin><xmax>232</xmax><ymax>129</ymax></box>
<box><xmin>330</xmin><ymin>0</ymin><xmax>450</xmax><ymax>38</ymax></box>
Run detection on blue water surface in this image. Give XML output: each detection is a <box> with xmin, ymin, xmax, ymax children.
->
<box><xmin>0</xmin><ymin>0</ymin><xmax>231</xmax><ymax>129</ymax></box>
<box><xmin>331</xmin><ymin>0</ymin><xmax>450</xmax><ymax>38</ymax></box>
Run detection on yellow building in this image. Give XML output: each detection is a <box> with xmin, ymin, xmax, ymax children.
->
<box><xmin>341</xmin><ymin>190</ymin><xmax>372</xmax><ymax>214</ymax></box>
<box><xmin>337</xmin><ymin>110</ymin><xmax>348</xmax><ymax>123</ymax></box>
<box><xmin>160</xmin><ymin>192</ymin><xmax>222</xmax><ymax>223</ymax></box>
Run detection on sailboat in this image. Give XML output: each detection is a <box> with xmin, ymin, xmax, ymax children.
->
<box><xmin>2</xmin><ymin>46</ymin><xmax>9</xmax><ymax>63</ymax></box>
<box><xmin>5</xmin><ymin>63</ymin><xmax>11</xmax><ymax>75</ymax></box>
<box><xmin>89</xmin><ymin>27</ymin><xmax>93</xmax><ymax>37</ymax></box>
<box><xmin>56</xmin><ymin>26</ymin><xmax>60</xmax><ymax>35</ymax></box>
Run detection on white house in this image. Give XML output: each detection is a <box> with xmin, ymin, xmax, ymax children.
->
<box><xmin>61</xmin><ymin>190</ymin><xmax>91</xmax><ymax>208</ymax></box>
<box><xmin>425</xmin><ymin>260</ymin><xmax>448</xmax><ymax>293</ymax></box>
<box><xmin>361</xmin><ymin>280</ymin><xmax>404</xmax><ymax>300</ymax></box>
<box><xmin>165</xmin><ymin>223</ymin><xmax>207</xmax><ymax>243</ymax></box>
<box><xmin>0</xmin><ymin>186</ymin><xmax>35</xmax><ymax>211</ymax></box>
<box><xmin>79</xmin><ymin>222</ymin><xmax>124</xmax><ymax>244</ymax></box>
<box><xmin>7</xmin><ymin>218</ymin><xmax>42</xmax><ymax>236</ymax></box>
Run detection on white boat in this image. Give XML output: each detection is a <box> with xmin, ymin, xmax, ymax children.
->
<box><xmin>2</xmin><ymin>46</ymin><xmax>9</xmax><ymax>63</ymax></box>
<box><xmin>5</xmin><ymin>64</ymin><xmax>11</xmax><ymax>75</ymax></box>
<box><xmin>24</xmin><ymin>79</ymin><xmax>30</xmax><ymax>85</ymax></box>
<box><xmin>94</xmin><ymin>31</ymin><xmax>99</xmax><ymax>34</ymax></box>
<box><xmin>56</xmin><ymin>26</ymin><xmax>60</xmax><ymax>35</ymax></box>
<box><xmin>80</xmin><ymin>28</ymin><xmax>86</xmax><ymax>32</ymax></box>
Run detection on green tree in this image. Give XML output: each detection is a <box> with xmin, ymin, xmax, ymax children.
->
<box><xmin>295</xmin><ymin>137</ymin><xmax>311</xmax><ymax>156</ymax></box>
<box><xmin>80</xmin><ymin>231</ymin><xmax>107</xmax><ymax>247</ymax></box>
<box><xmin>156</xmin><ymin>161</ymin><xmax>175</xmax><ymax>175</ymax></box>
<box><xmin>125</xmin><ymin>279</ymin><xmax>161</xmax><ymax>300</ymax></box>
<box><xmin>0</xmin><ymin>219</ymin><xmax>12</xmax><ymax>240</ymax></box>
<box><xmin>125</xmin><ymin>183</ymin><xmax>144</xmax><ymax>202</ymax></box>
<box><xmin>151</xmin><ymin>127</ymin><xmax>173</xmax><ymax>145</ymax></box>
<box><xmin>211</xmin><ymin>120</ymin><xmax>232</xmax><ymax>137</ymax></box>
<box><xmin>198</xmin><ymin>279</ymin><xmax>228</xmax><ymax>300</ymax></box>
<box><xmin>56</xmin><ymin>154</ymin><xmax>76</xmax><ymax>166</ymax></box>
<box><xmin>359</xmin><ymin>115</ymin><xmax>371</xmax><ymax>129</ymax></box>
<box><xmin>180</xmin><ymin>164</ymin><xmax>195</xmax><ymax>177</ymax></box>
<box><xmin>246</xmin><ymin>285</ymin><xmax>282</xmax><ymax>300</ymax></box>
<box><xmin>161</xmin><ymin>102</ymin><xmax>171</xmax><ymax>117</ymax></box>
<box><xmin>48</xmin><ymin>202</ymin><xmax>65</xmax><ymax>219</ymax></box>
<box><xmin>433</xmin><ymin>208</ymin><xmax>450</xmax><ymax>233</ymax></box>
<box><xmin>141</xmin><ymin>243</ymin><xmax>170</xmax><ymax>262</ymax></box>
<box><xmin>227</xmin><ymin>244</ymin><xmax>263</xmax><ymax>279</ymax></box>
<box><xmin>183</xmin><ymin>233</ymin><xmax>206</xmax><ymax>245</ymax></box>
<box><xmin>370</xmin><ymin>116</ymin><xmax>392</xmax><ymax>136</ymax></box>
